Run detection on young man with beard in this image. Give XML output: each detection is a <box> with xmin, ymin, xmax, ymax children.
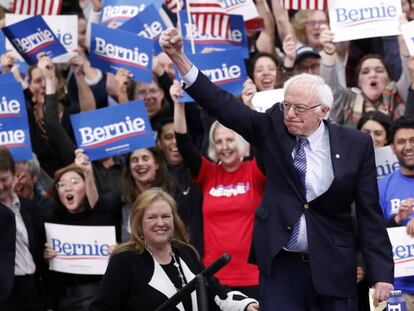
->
<box><xmin>379</xmin><ymin>115</ymin><xmax>414</xmax><ymax>310</ymax></box>
<box><xmin>0</xmin><ymin>149</ymin><xmax>47</xmax><ymax>310</ymax></box>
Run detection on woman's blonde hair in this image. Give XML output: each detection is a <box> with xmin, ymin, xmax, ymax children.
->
<box><xmin>113</xmin><ymin>188</ymin><xmax>190</xmax><ymax>255</ymax></box>
<box><xmin>291</xmin><ymin>10</ymin><xmax>313</xmax><ymax>44</ymax></box>
<box><xmin>207</xmin><ymin>121</ymin><xmax>250</xmax><ymax>163</ymax></box>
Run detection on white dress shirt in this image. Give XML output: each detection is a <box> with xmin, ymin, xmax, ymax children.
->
<box><xmin>8</xmin><ymin>193</ymin><xmax>36</xmax><ymax>275</ymax></box>
<box><xmin>288</xmin><ymin>122</ymin><xmax>334</xmax><ymax>252</ymax></box>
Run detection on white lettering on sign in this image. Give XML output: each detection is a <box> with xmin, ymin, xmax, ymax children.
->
<box><xmin>94</xmin><ymin>37</ymin><xmax>149</xmax><ymax>68</ymax></box>
<box><xmin>78</xmin><ymin>116</ymin><xmax>146</xmax><ymax>147</ymax></box>
<box><xmin>202</xmin><ymin>63</ymin><xmax>241</xmax><ymax>83</ymax></box>
<box><xmin>11</xmin><ymin>28</ymin><xmax>54</xmax><ymax>54</ymax></box>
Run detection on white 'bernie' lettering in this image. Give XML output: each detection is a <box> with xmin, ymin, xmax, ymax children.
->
<box><xmin>201</xmin><ymin>63</ymin><xmax>241</xmax><ymax>83</ymax></box>
<box><xmin>335</xmin><ymin>4</ymin><xmax>397</xmax><ymax>23</ymax></box>
<box><xmin>102</xmin><ymin>5</ymin><xmax>143</xmax><ymax>21</ymax></box>
<box><xmin>94</xmin><ymin>37</ymin><xmax>149</xmax><ymax>67</ymax></box>
<box><xmin>78</xmin><ymin>116</ymin><xmax>146</xmax><ymax>146</ymax></box>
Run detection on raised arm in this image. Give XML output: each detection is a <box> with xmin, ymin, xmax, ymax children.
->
<box><xmin>255</xmin><ymin>0</ymin><xmax>276</xmax><ymax>54</ymax></box>
<box><xmin>171</xmin><ymin>80</ymin><xmax>202</xmax><ymax>176</ymax></box>
<box><xmin>40</xmin><ymin>57</ymin><xmax>76</xmax><ymax>166</ymax></box>
<box><xmin>319</xmin><ymin>26</ymin><xmax>350</xmax><ymax>124</ymax></box>
<box><xmin>271</xmin><ymin>0</ymin><xmax>295</xmax><ymax>42</ymax></box>
<box><xmin>160</xmin><ymin>28</ymin><xmax>270</xmax><ymax>147</ymax></box>
<box><xmin>74</xmin><ymin>149</ymin><xmax>99</xmax><ymax>209</ymax></box>
<box><xmin>69</xmin><ymin>53</ymin><xmax>97</xmax><ymax>112</ymax></box>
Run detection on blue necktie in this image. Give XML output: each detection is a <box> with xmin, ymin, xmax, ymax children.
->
<box><xmin>285</xmin><ymin>138</ymin><xmax>309</xmax><ymax>250</ymax></box>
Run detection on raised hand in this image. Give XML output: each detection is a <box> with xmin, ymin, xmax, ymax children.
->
<box><xmin>37</xmin><ymin>55</ymin><xmax>55</xmax><ymax>81</ymax></box>
<box><xmin>159</xmin><ymin>27</ymin><xmax>183</xmax><ymax>59</ymax></box>
<box><xmin>74</xmin><ymin>148</ymin><xmax>93</xmax><ymax>175</ymax></box>
<box><xmin>241</xmin><ymin>78</ymin><xmax>257</xmax><ymax>108</ymax></box>
<box><xmin>319</xmin><ymin>25</ymin><xmax>336</xmax><ymax>55</ymax></box>
<box><xmin>1</xmin><ymin>50</ymin><xmax>14</xmax><ymax>72</ymax></box>
<box><xmin>282</xmin><ymin>34</ymin><xmax>296</xmax><ymax>68</ymax></box>
<box><xmin>169</xmin><ymin>80</ymin><xmax>184</xmax><ymax>104</ymax></box>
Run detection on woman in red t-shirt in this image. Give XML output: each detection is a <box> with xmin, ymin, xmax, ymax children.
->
<box><xmin>171</xmin><ymin>81</ymin><xmax>266</xmax><ymax>298</ymax></box>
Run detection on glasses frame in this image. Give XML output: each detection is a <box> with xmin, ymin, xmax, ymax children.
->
<box><xmin>55</xmin><ymin>178</ymin><xmax>82</xmax><ymax>191</ymax></box>
<box><xmin>279</xmin><ymin>100</ymin><xmax>321</xmax><ymax>113</ymax></box>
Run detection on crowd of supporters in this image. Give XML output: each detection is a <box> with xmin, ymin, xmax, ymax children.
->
<box><xmin>1</xmin><ymin>0</ymin><xmax>414</xmax><ymax>310</ymax></box>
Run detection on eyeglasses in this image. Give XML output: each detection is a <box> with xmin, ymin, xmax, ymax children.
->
<box><xmin>305</xmin><ymin>20</ymin><xmax>328</xmax><ymax>27</ymax></box>
<box><xmin>55</xmin><ymin>178</ymin><xmax>81</xmax><ymax>191</ymax></box>
<box><xmin>296</xmin><ymin>63</ymin><xmax>320</xmax><ymax>73</ymax></box>
<box><xmin>135</xmin><ymin>88</ymin><xmax>160</xmax><ymax>97</ymax></box>
<box><xmin>279</xmin><ymin>100</ymin><xmax>321</xmax><ymax>113</ymax></box>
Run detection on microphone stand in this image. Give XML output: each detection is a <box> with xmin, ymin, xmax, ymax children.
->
<box><xmin>155</xmin><ymin>253</ymin><xmax>231</xmax><ymax>311</ymax></box>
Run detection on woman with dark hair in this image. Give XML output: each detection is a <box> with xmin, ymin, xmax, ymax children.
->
<box><xmin>25</xmin><ymin>56</ymin><xmax>75</xmax><ymax>177</ymax></box>
<box><xmin>120</xmin><ymin>147</ymin><xmax>180</xmax><ymax>242</ymax></box>
<box><xmin>356</xmin><ymin>111</ymin><xmax>392</xmax><ymax>148</ymax></box>
<box><xmin>242</xmin><ymin>52</ymin><xmax>283</xmax><ymax>107</ymax></box>
<box><xmin>91</xmin><ymin>188</ymin><xmax>259</xmax><ymax>311</ymax></box>
<box><xmin>42</xmin><ymin>150</ymin><xmax>121</xmax><ymax>311</ymax></box>
<box><xmin>320</xmin><ymin>27</ymin><xmax>411</xmax><ymax>127</ymax></box>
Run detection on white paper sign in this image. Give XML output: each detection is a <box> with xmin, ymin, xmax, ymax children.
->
<box><xmin>375</xmin><ymin>145</ymin><xmax>400</xmax><ymax>179</ymax></box>
<box><xmin>387</xmin><ymin>226</ymin><xmax>414</xmax><ymax>278</ymax></box>
<box><xmin>401</xmin><ymin>21</ymin><xmax>414</xmax><ymax>56</ymax></box>
<box><xmin>218</xmin><ymin>0</ymin><xmax>259</xmax><ymax>21</ymax></box>
<box><xmin>251</xmin><ymin>88</ymin><xmax>283</xmax><ymax>113</ymax></box>
<box><xmin>5</xmin><ymin>14</ymin><xmax>78</xmax><ymax>63</ymax></box>
<box><xmin>45</xmin><ymin>223</ymin><xmax>116</xmax><ymax>275</ymax></box>
<box><xmin>328</xmin><ymin>0</ymin><xmax>402</xmax><ymax>42</ymax></box>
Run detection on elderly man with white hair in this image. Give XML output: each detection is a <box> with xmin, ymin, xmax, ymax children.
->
<box><xmin>159</xmin><ymin>27</ymin><xmax>394</xmax><ymax>311</ymax></box>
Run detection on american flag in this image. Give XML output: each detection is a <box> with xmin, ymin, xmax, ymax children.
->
<box><xmin>12</xmin><ymin>0</ymin><xmax>62</xmax><ymax>15</ymax></box>
<box><xmin>281</xmin><ymin>0</ymin><xmax>326</xmax><ymax>10</ymax></box>
<box><xmin>186</xmin><ymin>0</ymin><xmax>230</xmax><ymax>38</ymax></box>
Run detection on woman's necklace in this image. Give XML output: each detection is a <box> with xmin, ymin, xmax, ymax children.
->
<box><xmin>146</xmin><ymin>246</ymin><xmax>186</xmax><ymax>288</ymax></box>
<box><xmin>171</xmin><ymin>251</ymin><xmax>186</xmax><ymax>288</ymax></box>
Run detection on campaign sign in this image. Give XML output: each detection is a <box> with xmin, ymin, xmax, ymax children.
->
<box><xmin>100</xmin><ymin>0</ymin><xmax>162</xmax><ymax>28</ymax></box>
<box><xmin>2</xmin><ymin>15</ymin><xmax>67</xmax><ymax>65</ymax></box>
<box><xmin>5</xmin><ymin>14</ymin><xmax>78</xmax><ymax>63</ymax></box>
<box><xmin>327</xmin><ymin>0</ymin><xmax>402</xmax><ymax>42</ymax></box>
<box><xmin>0</xmin><ymin>82</ymin><xmax>32</xmax><ymax>161</ymax></box>
<box><xmin>401</xmin><ymin>21</ymin><xmax>414</xmax><ymax>56</ymax></box>
<box><xmin>375</xmin><ymin>145</ymin><xmax>400</xmax><ymax>179</ymax></box>
<box><xmin>180</xmin><ymin>11</ymin><xmax>248</xmax><ymax>59</ymax></box>
<box><xmin>70</xmin><ymin>100</ymin><xmax>155</xmax><ymax>161</ymax></box>
<box><xmin>176</xmin><ymin>48</ymin><xmax>247</xmax><ymax>102</ymax></box>
<box><xmin>45</xmin><ymin>223</ymin><xmax>116</xmax><ymax>275</ymax></box>
<box><xmin>252</xmin><ymin>89</ymin><xmax>284</xmax><ymax>113</ymax></box>
<box><xmin>119</xmin><ymin>4</ymin><xmax>166</xmax><ymax>55</ymax></box>
<box><xmin>219</xmin><ymin>0</ymin><xmax>259</xmax><ymax>21</ymax></box>
<box><xmin>90</xmin><ymin>23</ymin><xmax>152</xmax><ymax>83</ymax></box>
<box><xmin>0</xmin><ymin>72</ymin><xmax>16</xmax><ymax>84</ymax></box>
<box><xmin>387</xmin><ymin>227</ymin><xmax>414</xmax><ymax>278</ymax></box>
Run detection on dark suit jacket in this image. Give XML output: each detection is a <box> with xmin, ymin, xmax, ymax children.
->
<box><xmin>186</xmin><ymin>72</ymin><xmax>394</xmax><ymax>298</ymax></box>
<box><xmin>90</xmin><ymin>245</ymin><xmax>254</xmax><ymax>311</ymax></box>
<box><xmin>0</xmin><ymin>196</ymin><xmax>46</xmax><ymax>303</ymax></box>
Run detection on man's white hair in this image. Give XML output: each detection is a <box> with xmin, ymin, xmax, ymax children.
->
<box><xmin>283</xmin><ymin>73</ymin><xmax>333</xmax><ymax>113</ymax></box>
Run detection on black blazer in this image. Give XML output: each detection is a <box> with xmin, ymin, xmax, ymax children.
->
<box><xmin>185</xmin><ymin>72</ymin><xmax>394</xmax><ymax>298</ymax></box>
<box><xmin>0</xmin><ymin>197</ymin><xmax>46</xmax><ymax>302</ymax></box>
<box><xmin>91</xmin><ymin>245</ymin><xmax>256</xmax><ymax>311</ymax></box>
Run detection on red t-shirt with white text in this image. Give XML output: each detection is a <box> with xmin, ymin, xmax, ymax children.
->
<box><xmin>194</xmin><ymin>157</ymin><xmax>265</xmax><ymax>287</ymax></box>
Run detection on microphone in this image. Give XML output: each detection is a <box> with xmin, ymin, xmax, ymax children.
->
<box><xmin>201</xmin><ymin>253</ymin><xmax>231</xmax><ymax>278</ymax></box>
<box><xmin>155</xmin><ymin>253</ymin><xmax>231</xmax><ymax>311</ymax></box>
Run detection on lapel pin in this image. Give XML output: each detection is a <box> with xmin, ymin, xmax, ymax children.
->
<box><xmin>335</xmin><ymin>154</ymin><xmax>340</xmax><ymax>159</ymax></box>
